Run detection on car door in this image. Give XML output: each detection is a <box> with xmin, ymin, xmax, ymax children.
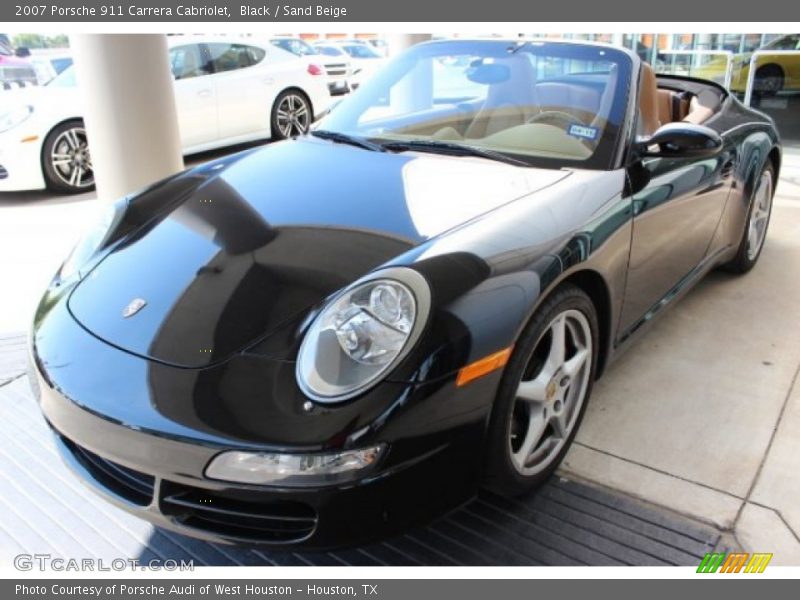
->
<box><xmin>618</xmin><ymin>107</ymin><xmax>735</xmax><ymax>335</ymax></box>
<box><xmin>205</xmin><ymin>42</ymin><xmax>277</xmax><ymax>140</ymax></box>
<box><xmin>168</xmin><ymin>43</ymin><xmax>218</xmax><ymax>149</ymax></box>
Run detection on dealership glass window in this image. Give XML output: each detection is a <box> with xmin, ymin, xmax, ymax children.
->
<box><xmin>745</xmin><ymin>40</ymin><xmax>800</xmax><ymax>144</ymax></box>
<box><xmin>206</xmin><ymin>43</ymin><xmax>266</xmax><ymax>73</ymax></box>
<box><xmin>169</xmin><ymin>44</ymin><xmax>209</xmax><ymax>80</ymax></box>
<box><xmin>768</xmin><ymin>35</ymin><xmax>800</xmax><ymax>50</ymax></box>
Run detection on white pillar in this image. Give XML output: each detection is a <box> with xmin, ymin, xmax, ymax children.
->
<box><xmin>69</xmin><ymin>34</ymin><xmax>183</xmax><ymax>202</ymax></box>
<box><xmin>386</xmin><ymin>34</ymin><xmax>433</xmax><ymax>57</ymax></box>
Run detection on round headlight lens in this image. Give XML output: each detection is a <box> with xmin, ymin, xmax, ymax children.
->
<box><xmin>296</xmin><ymin>271</ymin><xmax>429</xmax><ymax>402</ymax></box>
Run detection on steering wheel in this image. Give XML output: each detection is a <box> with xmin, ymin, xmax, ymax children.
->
<box><xmin>527</xmin><ymin>110</ymin><xmax>587</xmax><ymax>130</ymax></box>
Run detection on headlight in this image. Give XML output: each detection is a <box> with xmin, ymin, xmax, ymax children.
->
<box><xmin>0</xmin><ymin>105</ymin><xmax>33</xmax><ymax>133</ymax></box>
<box><xmin>296</xmin><ymin>267</ymin><xmax>431</xmax><ymax>402</ymax></box>
<box><xmin>59</xmin><ymin>199</ymin><xmax>126</xmax><ymax>280</ymax></box>
<box><xmin>205</xmin><ymin>445</ymin><xmax>386</xmax><ymax>487</ymax></box>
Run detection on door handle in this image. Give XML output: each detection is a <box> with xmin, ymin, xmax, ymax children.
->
<box><xmin>197</xmin><ymin>89</ymin><xmax>212</xmax><ymax>98</ymax></box>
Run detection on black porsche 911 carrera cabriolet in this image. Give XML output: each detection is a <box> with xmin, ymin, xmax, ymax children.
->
<box><xmin>30</xmin><ymin>39</ymin><xmax>780</xmax><ymax>549</ymax></box>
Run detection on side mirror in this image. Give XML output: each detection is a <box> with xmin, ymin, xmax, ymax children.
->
<box><xmin>638</xmin><ymin>123</ymin><xmax>722</xmax><ymax>158</ymax></box>
<box><xmin>15</xmin><ymin>47</ymin><xmax>31</xmax><ymax>58</ymax></box>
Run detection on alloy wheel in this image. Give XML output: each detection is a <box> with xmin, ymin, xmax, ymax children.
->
<box><xmin>746</xmin><ymin>169</ymin><xmax>773</xmax><ymax>261</ymax></box>
<box><xmin>276</xmin><ymin>94</ymin><xmax>311</xmax><ymax>138</ymax></box>
<box><xmin>50</xmin><ymin>126</ymin><xmax>94</xmax><ymax>190</ymax></box>
<box><xmin>509</xmin><ymin>309</ymin><xmax>593</xmax><ymax>476</ymax></box>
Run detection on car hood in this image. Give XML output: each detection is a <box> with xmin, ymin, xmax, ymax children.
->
<box><xmin>67</xmin><ymin>137</ymin><xmax>569</xmax><ymax>368</ymax></box>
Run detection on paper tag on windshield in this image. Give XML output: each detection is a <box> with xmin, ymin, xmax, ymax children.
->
<box><xmin>568</xmin><ymin>124</ymin><xmax>599</xmax><ymax>141</ymax></box>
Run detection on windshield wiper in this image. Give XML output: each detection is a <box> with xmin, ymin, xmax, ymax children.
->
<box><xmin>310</xmin><ymin>129</ymin><xmax>386</xmax><ymax>152</ymax></box>
<box><xmin>381</xmin><ymin>139</ymin><xmax>528</xmax><ymax>167</ymax></box>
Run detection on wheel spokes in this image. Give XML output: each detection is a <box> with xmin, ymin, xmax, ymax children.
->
<box><xmin>276</xmin><ymin>96</ymin><xmax>310</xmax><ymax>138</ymax></box>
<box><xmin>509</xmin><ymin>308</ymin><xmax>593</xmax><ymax>476</ymax></box>
<box><xmin>50</xmin><ymin>128</ymin><xmax>93</xmax><ymax>188</ymax></box>
<box><xmin>563</xmin><ymin>347</ymin><xmax>589</xmax><ymax>378</ymax></box>
<box><xmin>516</xmin><ymin>375</ymin><xmax>549</xmax><ymax>404</ymax></box>
<box><xmin>69</xmin><ymin>165</ymin><xmax>82</xmax><ymax>187</ymax></box>
<box><xmin>747</xmin><ymin>171</ymin><xmax>773</xmax><ymax>259</ymax></box>
<box><xmin>544</xmin><ymin>314</ymin><xmax>566</xmax><ymax>372</ymax></box>
<box><xmin>513</xmin><ymin>406</ymin><xmax>548</xmax><ymax>469</ymax></box>
<box><xmin>63</xmin><ymin>129</ymin><xmax>79</xmax><ymax>150</ymax></box>
<box><xmin>550</xmin><ymin>408</ymin><xmax>568</xmax><ymax>439</ymax></box>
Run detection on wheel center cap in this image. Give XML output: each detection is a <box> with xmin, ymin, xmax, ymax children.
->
<box><xmin>546</xmin><ymin>378</ymin><xmax>558</xmax><ymax>402</ymax></box>
<box><xmin>547</xmin><ymin>369</ymin><xmax>571</xmax><ymax>402</ymax></box>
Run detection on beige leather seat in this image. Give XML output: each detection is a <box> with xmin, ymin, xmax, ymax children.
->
<box><xmin>638</xmin><ymin>63</ymin><xmax>661</xmax><ymax>136</ymax></box>
<box><xmin>657</xmin><ymin>89</ymin><xmax>673</xmax><ymax>125</ymax></box>
<box><xmin>534</xmin><ymin>82</ymin><xmax>601</xmax><ymax>124</ymax></box>
<box><xmin>683</xmin><ymin>89</ymin><xmax>719</xmax><ymax>124</ymax></box>
<box><xmin>657</xmin><ymin>88</ymin><xmax>692</xmax><ymax>125</ymax></box>
<box><xmin>464</xmin><ymin>56</ymin><xmax>538</xmax><ymax>139</ymax></box>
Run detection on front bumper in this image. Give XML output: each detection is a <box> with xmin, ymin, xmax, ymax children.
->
<box><xmin>31</xmin><ymin>289</ymin><xmax>493</xmax><ymax>549</ymax></box>
<box><xmin>42</xmin><ymin>403</ymin><xmax>474</xmax><ymax>549</ymax></box>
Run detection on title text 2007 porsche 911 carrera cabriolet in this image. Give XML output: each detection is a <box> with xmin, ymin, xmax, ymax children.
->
<box><xmin>29</xmin><ymin>39</ymin><xmax>780</xmax><ymax>549</ymax></box>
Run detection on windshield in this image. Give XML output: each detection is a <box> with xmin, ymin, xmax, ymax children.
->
<box><xmin>0</xmin><ymin>34</ymin><xmax>11</xmax><ymax>56</ymax></box>
<box><xmin>342</xmin><ymin>44</ymin><xmax>382</xmax><ymax>59</ymax></box>
<box><xmin>47</xmin><ymin>65</ymin><xmax>77</xmax><ymax>87</ymax></box>
<box><xmin>316</xmin><ymin>45</ymin><xmax>345</xmax><ymax>57</ymax></box>
<box><xmin>271</xmin><ymin>38</ymin><xmax>318</xmax><ymax>57</ymax></box>
<box><xmin>318</xmin><ymin>40</ymin><xmax>632</xmax><ymax>170</ymax></box>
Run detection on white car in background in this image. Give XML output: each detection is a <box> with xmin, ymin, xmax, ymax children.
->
<box><xmin>313</xmin><ymin>40</ymin><xmax>387</xmax><ymax>89</ymax></box>
<box><xmin>365</xmin><ymin>38</ymin><xmax>389</xmax><ymax>57</ymax></box>
<box><xmin>0</xmin><ymin>36</ymin><xmax>331</xmax><ymax>194</ymax></box>
<box><xmin>269</xmin><ymin>36</ymin><xmax>352</xmax><ymax>96</ymax></box>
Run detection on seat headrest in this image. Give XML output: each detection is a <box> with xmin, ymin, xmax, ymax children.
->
<box><xmin>638</xmin><ymin>63</ymin><xmax>660</xmax><ymax>137</ymax></box>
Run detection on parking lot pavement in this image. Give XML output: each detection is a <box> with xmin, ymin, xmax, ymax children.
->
<box><xmin>1</xmin><ymin>147</ymin><xmax>799</xmax><ymax>564</ymax></box>
<box><xmin>564</xmin><ymin>147</ymin><xmax>800</xmax><ymax>564</ymax></box>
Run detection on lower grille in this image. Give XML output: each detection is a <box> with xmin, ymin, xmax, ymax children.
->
<box><xmin>59</xmin><ymin>435</ymin><xmax>155</xmax><ymax>506</ymax></box>
<box><xmin>161</xmin><ymin>486</ymin><xmax>318</xmax><ymax>544</ymax></box>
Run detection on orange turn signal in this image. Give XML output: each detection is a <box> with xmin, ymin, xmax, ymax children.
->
<box><xmin>456</xmin><ymin>346</ymin><xmax>514</xmax><ymax>387</ymax></box>
<box><xmin>20</xmin><ymin>135</ymin><xmax>39</xmax><ymax>143</ymax></box>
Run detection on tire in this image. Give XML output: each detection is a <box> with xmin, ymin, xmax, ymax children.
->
<box><xmin>723</xmin><ymin>162</ymin><xmax>775</xmax><ymax>274</ymax></box>
<box><xmin>270</xmin><ymin>90</ymin><xmax>312</xmax><ymax>140</ymax></box>
<box><xmin>483</xmin><ymin>283</ymin><xmax>599</xmax><ymax>496</ymax></box>
<box><xmin>754</xmin><ymin>64</ymin><xmax>784</xmax><ymax>97</ymax></box>
<box><xmin>41</xmin><ymin>120</ymin><xmax>95</xmax><ymax>194</ymax></box>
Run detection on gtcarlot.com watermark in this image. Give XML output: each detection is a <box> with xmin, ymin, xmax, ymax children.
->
<box><xmin>14</xmin><ymin>554</ymin><xmax>194</xmax><ymax>571</ymax></box>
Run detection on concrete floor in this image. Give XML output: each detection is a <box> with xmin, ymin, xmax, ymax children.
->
<box><xmin>564</xmin><ymin>147</ymin><xmax>800</xmax><ymax>564</ymax></box>
<box><xmin>1</xmin><ymin>147</ymin><xmax>799</xmax><ymax>564</ymax></box>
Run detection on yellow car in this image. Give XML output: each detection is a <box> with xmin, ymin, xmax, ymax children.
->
<box><xmin>691</xmin><ymin>34</ymin><xmax>800</xmax><ymax>95</ymax></box>
<box><xmin>731</xmin><ymin>34</ymin><xmax>800</xmax><ymax>94</ymax></box>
